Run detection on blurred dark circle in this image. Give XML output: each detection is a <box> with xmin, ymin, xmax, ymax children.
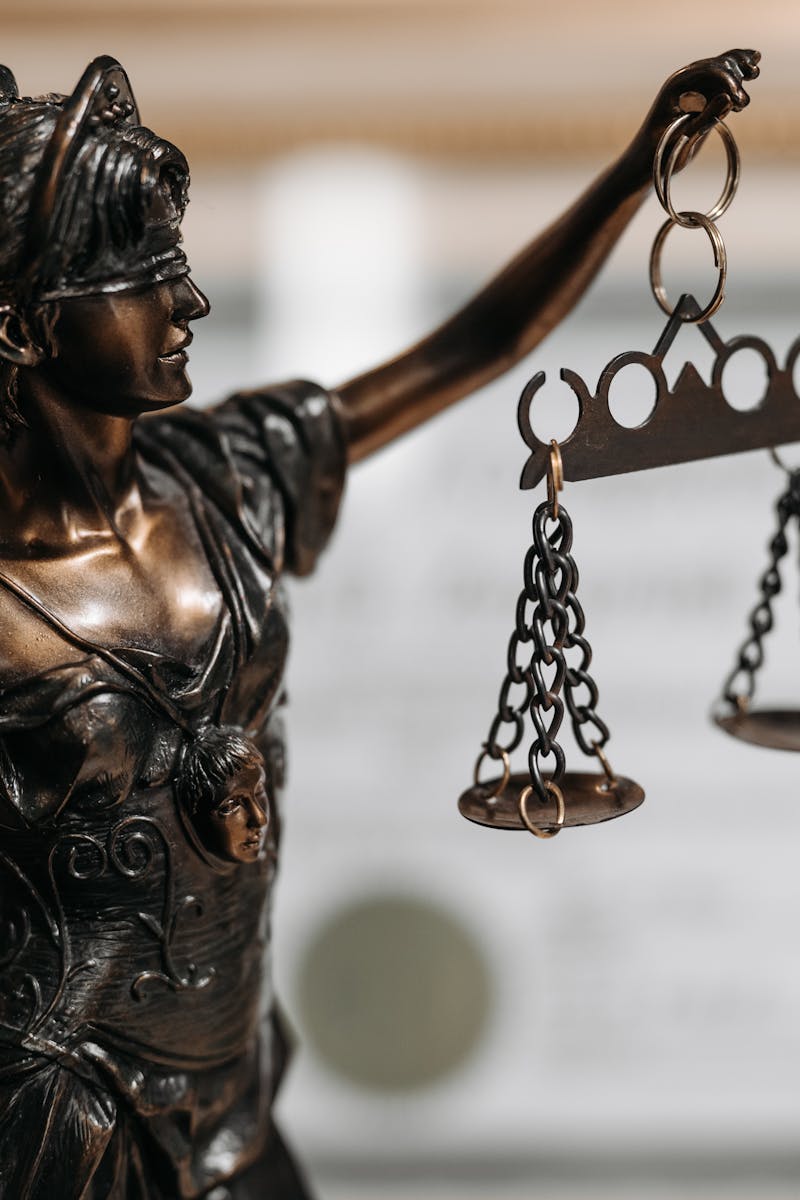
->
<box><xmin>296</xmin><ymin>893</ymin><xmax>493</xmax><ymax>1092</ymax></box>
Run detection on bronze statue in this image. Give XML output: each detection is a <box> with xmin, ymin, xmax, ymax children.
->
<box><xmin>0</xmin><ymin>50</ymin><xmax>758</xmax><ymax>1199</ymax></box>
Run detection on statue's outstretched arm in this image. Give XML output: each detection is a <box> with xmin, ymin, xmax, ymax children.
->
<box><xmin>336</xmin><ymin>49</ymin><xmax>759</xmax><ymax>463</ymax></box>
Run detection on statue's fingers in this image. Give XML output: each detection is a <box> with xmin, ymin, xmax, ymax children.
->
<box><xmin>724</xmin><ymin>48</ymin><xmax>761</xmax><ymax>81</ymax></box>
<box><xmin>675</xmin><ymin>91</ymin><xmax>734</xmax><ymax>160</ymax></box>
<box><xmin>711</xmin><ymin>65</ymin><xmax>750</xmax><ymax>112</ymax></box>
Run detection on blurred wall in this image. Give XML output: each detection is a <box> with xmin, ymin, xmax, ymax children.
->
<box><xmin>4</xmin><ymin>1</ymin><xmax>800</xmax><ymax>167</ymax></box>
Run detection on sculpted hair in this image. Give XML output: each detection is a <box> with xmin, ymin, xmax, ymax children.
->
<box><xmin>178</xmin><ymin>726</ymin><xmax>265</xmax><ymax>819</ymax></box>
<box><xmin>0</xmin><ymin>93</ymin><xmax>190</xmax><ymax>438</ymax></box>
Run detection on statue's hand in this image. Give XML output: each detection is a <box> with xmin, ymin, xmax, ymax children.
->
<box><xmin>630</xmin><ymin>49</ymin><xmax>760</xmax><ymax>179</ymax></box>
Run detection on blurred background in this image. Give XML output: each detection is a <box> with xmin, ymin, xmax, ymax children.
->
<box><xmin>7</xmin><ymin>3</ymin><xmax>800</xmax><ymax>1197</ymax></box>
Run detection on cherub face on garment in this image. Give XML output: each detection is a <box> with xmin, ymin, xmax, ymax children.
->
<box><xmin>178</xmin><ymin>725</ymin><xmax>271</xmax><ymax>866</ymax></box>
<box><xmin>203</xmin><ymin>761</ymin><xmax>269</xmax><ymax>864</ymax></box>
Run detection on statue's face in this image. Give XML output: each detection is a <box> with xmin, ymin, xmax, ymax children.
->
<box><xmin>205</xmin><ymin>763</ymin><xmax>269</xmax><ymax>865</ymax></box>
<box><xmin>32</xmin><ymin>189</ymin><xmax>208</xmax><ymax>416</ymax></box>
<box><xmin>39</xmin><ymin>269</ymin><xmax>210</xmax><ymax>416</ymax></box>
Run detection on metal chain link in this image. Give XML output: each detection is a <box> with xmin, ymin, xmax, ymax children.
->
<box><xmin>526</xmin><ymin>502</ymin><xmax>572</xmax><ymax>800</ymax></box>
<box><xmin>481</xmin><ymin>495</ymin><xmax>612</xmax><ymax>805</ymax></box>
<box><xmin>719</xmin><ymin>469</ymin><xmax>800</xmax><ymax>710</ymax></box>
<box><xmin>563</xmin><ymin>583</ymin><xmax>610</xmax><ymax>757</ymax></box>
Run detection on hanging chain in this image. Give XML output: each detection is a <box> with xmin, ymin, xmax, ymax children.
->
<box><xmin>524</xmin><ymin>499</ymin><xmax>572</xmax><ymax>802</ymax></box>
<box><xmin>478</xmin><ymin>444</ymin><xmax>614</xmax><ymax>810</ymax></box>
<box><xmin>561</xmin><ymin>553</ymin><xmax>611</xmax><ymax>759</ymax></box>
<box><xmin>719</xmin><ymin>468</ymin><xmax>800</xmax><ymax>711</ymax></box>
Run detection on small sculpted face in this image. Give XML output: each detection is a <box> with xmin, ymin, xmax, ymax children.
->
<box><xmin>204</xmin><ymin>763</ymin><xmax>270</xmax><ymax>865</ymax></box>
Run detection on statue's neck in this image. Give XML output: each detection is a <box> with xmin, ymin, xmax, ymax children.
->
<box><xmin>0</xmin><ymin>375</ymin><xmax>144</xmax><ymax>553</ymax></box>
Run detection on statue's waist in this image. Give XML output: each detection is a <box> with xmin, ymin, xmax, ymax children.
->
<box><xmin>0</xmin><ymin>812</ymin><xmax>272</xmax><ymax>1062</ymax></box>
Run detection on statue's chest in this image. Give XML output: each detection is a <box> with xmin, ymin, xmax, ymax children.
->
<box><xmin>0</xmin><ymin>512</ymin><xmax>225</xmax><ymax>681</ymax></box>
<box><xmin>0</xmin><ymin>489</ymin><xmax>291</xmax><ymax>834</ymax></box>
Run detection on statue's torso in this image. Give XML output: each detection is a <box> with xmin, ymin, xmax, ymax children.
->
<box><xmin>0</xmin><ymin>381</ymin><xmax>347</xmax><ymax>1197</ymax></box>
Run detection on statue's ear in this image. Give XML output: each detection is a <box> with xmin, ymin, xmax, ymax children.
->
<box><xmin>0</xmin><ymin>308</ymin><xmax>44</xmax><ymax>367</ymax></box>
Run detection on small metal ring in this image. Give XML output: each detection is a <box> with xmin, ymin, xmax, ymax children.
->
<box><xmin>518</xmin><ymin>781</ymin><xmax>566</xmax><ymax>839</ymax></box>
<box><xmin>649</xmin><ymin>212</ymin><xmax>727</xmax><ymax>324</ymax></box>
<box><xmin>654</xmin><ymin>114</ymin><xmax>740</xmax><ymax>228</ymax></box>
<box><xmin>546</xmin><ymin>439</ymin><xmax>563</xmax><ymax>519</ymax></box>
<box><xmin>592</xmin><ymin>741</ymin><xmax>617</xmax><ymax>786</ymax></box>
<box><xmin>473</xmin><ymin>747</ymin><xmax>510</xmax><ymax>799</ymax></box>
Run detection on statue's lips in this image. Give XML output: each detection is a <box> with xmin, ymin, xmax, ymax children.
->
<box><xmin>159</xmin><ymin>350</ymin><xmax>188</xmax><ymax>367</ymax></box>
<box><xmin>158</xmin><ymin>334</ymin><xmax>192</xmax><ymax>365</ymax></box>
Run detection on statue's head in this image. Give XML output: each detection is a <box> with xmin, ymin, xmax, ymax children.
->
<box><xmin>177</xmin><ymin>725</ymin><xmax>272</xmax><ymax>866</ymax></box>
<box><xmin>0</xmin><ymin>56</ymin><xmax>209</xmax><ymax>436</ymax></box>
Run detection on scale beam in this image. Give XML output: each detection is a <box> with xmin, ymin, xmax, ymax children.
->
<box><xmin>519</xmin><ymin>296</ymin><xmax>800</xmax><ymax>488</ymax></box>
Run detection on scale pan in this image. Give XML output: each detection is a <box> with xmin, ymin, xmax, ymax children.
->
<box><xmin>458</xmin><ymin>771</ymin><xmax>644</xmax><ymax>832</ymax></box>
<box><xmin>714</xmin><ymin>708</ymin><xmax>800</xmax><ymax>751</ymax></box>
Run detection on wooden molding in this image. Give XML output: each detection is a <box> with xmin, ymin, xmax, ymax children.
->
<box><xmin>2</xmin><ymin>3</ymin><xmax>798</xmax><ymax>163</ymax></box>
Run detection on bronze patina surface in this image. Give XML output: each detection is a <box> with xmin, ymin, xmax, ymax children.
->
<box><xmin>459</xmin><ymin>771</ymin><xmax>645</xmax><ymax>831</ymax></box>
<box><xmin>0</xmin><ymin>50</ymin><xmax>758</xmax><ymax>1199</ymax></box>
<box><xmin>519</xmin><ymin>298</ymin><xmax>800</xmax><ymax>489</ymax></box>
<box><xmin>714</xmin><ymin>709</ymin><xmax>800</xmax><ymax>751</ymax></box>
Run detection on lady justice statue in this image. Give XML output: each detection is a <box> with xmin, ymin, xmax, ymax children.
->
<box><xmin>0</xmin><ymin>49</ymin><xmax>758</xmax><ymax>1199</ymax></box>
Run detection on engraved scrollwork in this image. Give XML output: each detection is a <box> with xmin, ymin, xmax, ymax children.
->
<box><xmin>132</xmin><ymin>894</ymin><xmax>216</xmax><ymax>1002</ymax></box>
<box><xmin>108</xmin><ymin>816</ymin><xmax>160</xmax><ymax>879</ymax></box>
<box><xmin>0</xmin><ymin>934</ymin><xmax>41</xmax><ymax>1033</ymax></box>
<box><xmin>62</xmin><ymin>833</ymin><xmax>108</xmax><ymax>880</ymax></box>
<box><xmin>39</xmin><ymin>816</ymin><xmax>216</xmax><ymax>1010</ymax></box>
<box><xmin>109</xmin><ymin>818</ymin><xmax>216</xmax><ymax>1001</ymax></box>
<box><xmin>0</xmin><ymin>902</ymin><xmax>30</xmax><ymax>970</ymax></box>
<box><xmin>0</xmin><ymin>851</ymin><xmax>62</xmax><ymax>1035</ymax></box>
<box><xmin>11</xmin><ymin>974</ymin><xmax>42</xmax><ymax>1026</ymax></box>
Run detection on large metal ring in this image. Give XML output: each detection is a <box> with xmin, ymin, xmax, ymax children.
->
<box><xmin>649</xmin><ymin>212</ymin><xmax>727</xmax><ymax>324</ymax></box>
<box><xmin>473</xmin><ymin>747</ymin><xmax>510</xmax><ymax>798</ymax></box>
<box><xmin>654</xmin><ymin>114</ymin><xmax>740</xmax><ymax>228</ymax></box>
<box><xmin>518</xmin><ymin>781</ymin><xmax>566</xmax><ymax>839</ymax></box>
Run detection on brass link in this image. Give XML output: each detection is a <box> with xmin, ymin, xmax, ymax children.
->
<box><xmin>546</xmin><ymin>440</ymin><xmax>563</xmax><ymax>519</ymax></box>
<box><xmin>473</xmin><ymin>747</ymin><xmax>510</xmax><ymax>798</ymax></box>
<box><xmin>519</xmin><ymin>781</ymin><xmax>566</xmax><ymax>839</ymax></box>
<box><xmin>593</xmin><ymin>741</ymin><xmax>616</xmax><ymax>785</ymax></box>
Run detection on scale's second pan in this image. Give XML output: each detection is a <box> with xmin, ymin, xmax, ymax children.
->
<box><xmin>458</xmin><ymin>771</ymin><xmax>644</xmax><ymax>832</ymax></box>
<box><xmin>714</xmin><ymin>707</ymin><xmax>800</xmax><ymax>751</ymax></box>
